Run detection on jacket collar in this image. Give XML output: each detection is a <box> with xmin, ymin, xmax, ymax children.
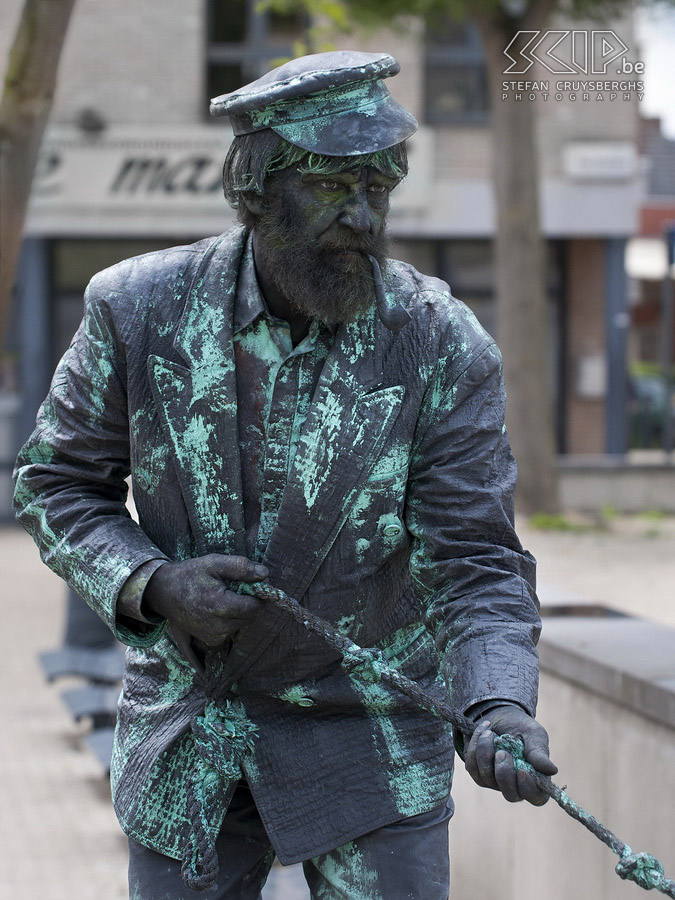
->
<box><xmin>150</xmin><ymin>226</ymin><xmax>410</xmax><ymax>680</ymax></box>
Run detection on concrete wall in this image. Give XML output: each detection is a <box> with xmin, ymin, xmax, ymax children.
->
<box><xmin>450</xmin><ymin>615</ymin><xmax>675</xmax><ymax>900</ymax></box>
<box><xmin>559</xmin><ymin>457</ymin><xmax>675</xmax><ymax>512</ymax></box>
<box><xmin>0</xmin><ymin>0</ymin><xmax>204</xmax><ymax>125</ymax></box>
<box><xmin>537</xmin><ymin>10</ymin><xmax>639</xmax><ymax>176</ymax></box>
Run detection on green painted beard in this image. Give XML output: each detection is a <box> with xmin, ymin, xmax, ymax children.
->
<box><xmin>252</xmin><ymin>188</ymin><xmax>390</xmax><ymax>326</ymax></box>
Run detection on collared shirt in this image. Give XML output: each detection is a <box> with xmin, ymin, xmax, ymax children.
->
<box><xmin>117</xmin><ymin>236</ymin><xmax>336</xmax><ymax>623</ymax></box>
<box><xmin>233</xmin><ymin>237</ymin><xmax>336</xmax><ymax>559</ymax></box>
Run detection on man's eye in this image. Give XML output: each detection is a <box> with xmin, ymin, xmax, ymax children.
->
<box><xmin>368</xmin><ymin>184</ymin><xmax>389</xmax><ymax>195</ymax></box>
<box><xmin>317</xmin><ymin>180</ymin><xmax>341</xmax><ymax>190</ymax></box>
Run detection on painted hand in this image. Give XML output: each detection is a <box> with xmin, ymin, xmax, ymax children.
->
<box><xmin>464</xmin><ymin>705</ymin><xmax>557</xmax><ymax>806</ymax></box>
<box><xmin>143</xmin><ymin>554</ymin><xmax>268</xmax><ymax>646</ymax></box>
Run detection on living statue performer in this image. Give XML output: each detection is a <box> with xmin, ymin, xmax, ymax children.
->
<box><xmin>14</xmin><ymin>51</ymin><xmax>556</xmax><ymax>899</ymax></box>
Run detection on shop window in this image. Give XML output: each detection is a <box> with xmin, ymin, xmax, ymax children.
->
<box><xmin>424</xmin><ymin>20</ymin><xmax>489</xmax><ymax>124</ymax></box>
<box><xmin>206</xmin><ymin>0</ymin><xmax>306</xmax><ymax>110</ymax></box>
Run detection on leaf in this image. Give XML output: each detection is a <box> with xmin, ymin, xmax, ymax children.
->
<box><xmin>317</xmin><ymin>0</ymin><xmax>352</xmax><ymax>29</ymax></box>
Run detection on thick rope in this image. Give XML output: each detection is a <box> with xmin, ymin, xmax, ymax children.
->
<box><xmin>242</xmin><ymin>580</ymin><xmax>675</xmax><ymax>897</ymax></box>
<box><xmin>180</xmin><ymin>652</ymin><xmax>259</xmax><ymax>892</ymax></box>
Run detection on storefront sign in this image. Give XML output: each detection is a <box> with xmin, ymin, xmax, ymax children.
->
<box><xmin>27</xmin><ymin>124</ymin><xmax>433</xmax><ymax>236</ymax></box>
<box><xmin>31</xmin><ymin>125</ymin><xmax>230</xmax><ymax>206</ymax></box>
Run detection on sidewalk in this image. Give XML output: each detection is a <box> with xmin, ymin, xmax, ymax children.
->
<box><xmin>2</xmin><ymin>516</ymin><xmax>674</xmax><ymax>899</ymax></box>
<box><xmin>518</xmin><ymin>514</ymin><xmax>675</xmax><ymax>626</ymax></box>
<box><xmin>0</xmin><ymin>525</ymin><xmax>308</xmax><ymax>900</ymax></box>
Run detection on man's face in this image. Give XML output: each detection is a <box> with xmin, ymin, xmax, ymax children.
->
<box><xmin>253</xmin><ymin>163</ymin><xmax>398</xmax><ymax>325</ymax></box>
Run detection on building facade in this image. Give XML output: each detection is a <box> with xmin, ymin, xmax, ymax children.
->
<box><xmin>0</xmin><ymin>0</ymin><xmax>646</xmax><ymax>514</ymax></box>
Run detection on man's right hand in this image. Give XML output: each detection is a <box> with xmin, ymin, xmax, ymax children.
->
<box><xmin>143</xmin><ymin>554</ymin><xmax>268</xmax><ymax>646</ymax></box>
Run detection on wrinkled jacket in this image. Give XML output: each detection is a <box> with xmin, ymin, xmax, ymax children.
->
<box><xmin>14</xmin><ymin>226</ymin><xmax>541</xmax><ymax>864</ymax></box>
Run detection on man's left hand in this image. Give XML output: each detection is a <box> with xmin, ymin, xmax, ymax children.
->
<box><xmin>464</xmin><ymin>705</ymin><xmax>557</xmax><ymax>806</ymax></box>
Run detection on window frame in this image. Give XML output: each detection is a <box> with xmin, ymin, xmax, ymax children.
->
<box><xmin>424</xmin><ymin>21</ymin><xmax>490</xmax><ymax>126</ymax></box>
<box><xmin>205</xmin><ymin>0</ymin><xmax>308</xmax><ymax>119</ymax></box>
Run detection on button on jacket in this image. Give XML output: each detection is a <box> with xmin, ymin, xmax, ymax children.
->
<box><xmin>13</xmin><ymin>225</ymin><xmax>541</xmax><ymax>864</ymax></box>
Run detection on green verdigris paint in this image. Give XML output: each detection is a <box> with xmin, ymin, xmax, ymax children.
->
<box><xmin>312</xmin><ymin>840</ymin><xmax>384</xmax><ymax>900</ymax></box>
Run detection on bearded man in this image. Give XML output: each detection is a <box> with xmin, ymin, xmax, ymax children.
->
<box><xmin>14</xmin><ymin>51</ymin><xmax>556</xmax><ymax>899</ymax></box>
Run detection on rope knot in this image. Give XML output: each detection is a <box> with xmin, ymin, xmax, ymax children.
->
<box><xmin>616</xmin><ymin>850</ymin><xmax>665</xmax><ymax>890</ymax></box>
<box><xmin>191</xmin><ymin>700</ymin><xmax>258</xmax><ymax>779</ymax></box>
<box><xmin>181</xmin><ymin>700</ymin><xmax>259</xmax><ymax>892</ymax></box>
<box><xmin>340</xmin><ymin>646</ymin><xmax>386</xmax><ymax>683</ymax></box>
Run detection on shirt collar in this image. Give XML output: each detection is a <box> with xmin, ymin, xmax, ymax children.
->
<box><xmin>233</xmin><ymin>233</ymin><xmax>266</xmax><ymax>335</ymax></box>
<box><xmin>233</xmin><ymin>232</ymin><xmax>339</xmax><ymax>337</ymax></box>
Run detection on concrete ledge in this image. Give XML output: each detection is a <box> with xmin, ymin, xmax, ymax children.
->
<box><xmin>451</xmin><ymin>632</ymin><xmax>675</xmax><ymax>900</ymax></box>
<box><xmin>558</xmin><ymin>455</ymin><xmax>675</xmax><ymax>512</ymax></box>
<box><xmin>539</xmin><ymin>616</ymin><xmax>675</xmax><ymax>731</ymax></box>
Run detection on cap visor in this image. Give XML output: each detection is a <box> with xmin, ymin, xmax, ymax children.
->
<box><xmin>271</xmin><ymin>96</ymin><xmax>417</xmax><ymax>156</ymax></box>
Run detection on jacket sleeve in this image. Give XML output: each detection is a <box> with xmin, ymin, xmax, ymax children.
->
<box><xmin>405</xmin><ymin>335</ymin><xmax>541</xmax><ymax>717</ymax></box>
<box><xmin>13</xmin><ymin>277</ymin><xmax>170</xmax><ymax>647</ymax></box>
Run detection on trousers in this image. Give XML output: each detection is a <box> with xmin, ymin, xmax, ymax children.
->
<box><xmin>128</xmin><ymin>781</ymin><xmax>454</xmax><ymax>899</ymax></box>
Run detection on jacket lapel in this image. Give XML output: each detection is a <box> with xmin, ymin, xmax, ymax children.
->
<box><xmin>148</xmin><ymin>228</ymin><xmax>248</xmax><ymax>557</ymax></box>
<box><xmin>147</xmin><ymin>233</ymin><xmax>412</xmax><ymax>684</ymax></box>
<box><xmin>220</xmin><ymin>306</ymin><xmax>406</xmax><ymax>684</ymax></box>
<box><xmin>264</xmin><ymin>308</ymin><xmax>405</xmax><ymax>599</ymax></box>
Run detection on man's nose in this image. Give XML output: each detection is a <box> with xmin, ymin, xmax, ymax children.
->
<box><xmin>338</xmin><ymin>191</ymin><xmax>372</xmax><ymax>234</ymax></box>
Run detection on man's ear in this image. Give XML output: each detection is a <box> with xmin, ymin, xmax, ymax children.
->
<box><xmin>239</xmin><ymin>191</ymin><xmax>265</xmax><ymax>218</ymax></box>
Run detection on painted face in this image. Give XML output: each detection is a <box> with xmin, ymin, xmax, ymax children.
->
<box><xmin>254</xmin><ymin>164</ymin><xmax>398</xmax><ymax>325</ymax></box>
<box><xmin>277</xmin><ymin>165</ymin><xmax>397</xmax><ymax>249</ymax></box>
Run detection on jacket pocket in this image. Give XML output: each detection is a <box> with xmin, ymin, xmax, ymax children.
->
<box><xmin>347</xmin><ymin>466</ymin><xmax>409</xmax><ymax>569</ymax></box>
